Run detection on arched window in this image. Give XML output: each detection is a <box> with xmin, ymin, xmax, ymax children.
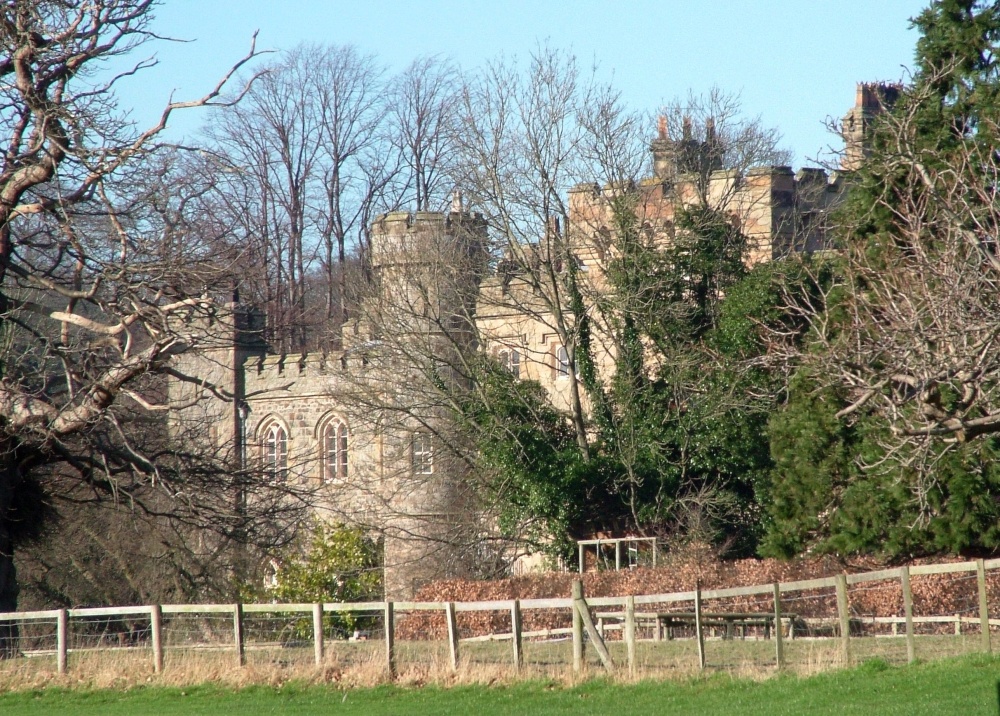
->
<box><xmin>412</xmin><ymin>431</ymin><xmax>434</xmax><ymax>475</ymax></box>
<box><xmin>555</xmin><ymin>345</ymin><xmax>570</xmax><ymax>378</ymax></box>
<box><xmin>260</xmin><ymin>421</ymin><xmax>288</xmax><ymax>484</ymax></box>
<box><xmin>322</xmin><ymin>418</ymin><xmax>349</xmax><ymax>483</ymax></box>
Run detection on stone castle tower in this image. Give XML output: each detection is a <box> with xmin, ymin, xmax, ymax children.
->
<box><xmin>168</xmin><ymin>207</ymin><xmax>488</xmax><ymax>600</ymax></box>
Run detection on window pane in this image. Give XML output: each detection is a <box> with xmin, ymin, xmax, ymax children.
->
<box><xmin>412</xmin><ymin>432</ymin><xmax>433</xmax><ymax>475</ymax></box>
<box><xmin>263</xmin><ymin>424</ymin><xmax>287</xmax><ymax>483</ymax></box>
<box><xmin>338</xmin><ymin>422</ymin><xmax>348</xmax><ymax>478</ymax></box>
<box><xmin>324</xmin><ymin>421</ymin><xmax>349</xmax><ymax>481</ymax></box>
<box><xmin>556</xmin><ymin>346</ymin><xmax>569</xmax><ymax>377</ymax></box>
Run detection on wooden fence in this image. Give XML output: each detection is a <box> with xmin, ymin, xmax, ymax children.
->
<box><xmin>2</xmin><ymin>557</ymin><xmax>999</xmax><ymax>678</ymax></box>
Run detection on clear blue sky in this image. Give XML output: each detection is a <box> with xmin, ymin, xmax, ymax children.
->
<box><xmin>116</xmin><ymin>0</ymin><xmax>928</xmax><ymax>168</ymax></box>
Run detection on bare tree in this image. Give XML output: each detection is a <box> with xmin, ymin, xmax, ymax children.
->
<box><xmin>656</xmin><ymin>87</ymin><xmax>792</xmax><ymax>203</ymax></box>
<box><xmin>310</xmin><ymin>46</ymin><xmax>387</xmax><ymax>342</ymax></box>
<box><xmin>206</xmin><ymin>47</ymin><xmax>322</xmax><ymax>352</ymax></box>
<box><xmin>207</xmin><ymin>44</ymin><xmax>391</xmax><ymax>352</ymax></box>
<box><xmin>0</xmin><ymin>0</ymin><xmax>305</xmax><ymax>654</ymax></box>
<box><xmin>455</xmin><ymin>46</ymin><xmax>623</xmax><ymax>454</ymax></box>
<box><xmin>386</xmin><ymin>56</ymin><xmax>461</xmax><ymax>212</ymax></box>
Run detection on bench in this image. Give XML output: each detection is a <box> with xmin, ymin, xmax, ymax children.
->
<box><xmin>596</xmin><ymin>610</ymin><xmax>798</xmax><ymax>641</ymax></box>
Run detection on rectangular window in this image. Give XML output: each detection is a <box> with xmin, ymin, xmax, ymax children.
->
<box><xmin>499</xmin><ymin>348</ymin><xmax>521</xmax><ymax>379</ymax></box>
<box><xmin>412</xmin><ymin>431</ymin><xmax>434</xmax><ymax>475</ymax></box>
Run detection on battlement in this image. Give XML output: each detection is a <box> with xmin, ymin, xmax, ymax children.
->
<box><xmin>855</xmin><ymin>81</ymin><xmax>903</xmax><ymax>111</ymax></box>
<box><xmin>370</xmin><ymin>209</ymin><xmax>488</xmax><ymax>269</ymax></box>
<box><xmin>241</xmin><ymin>348</ymin><xmax>369</xmax><ymax>393</ymax></box>
<box><xmin>372</xmin><ymin>209</ymin><xmax>486</xmax><ymax>235</ymax></box>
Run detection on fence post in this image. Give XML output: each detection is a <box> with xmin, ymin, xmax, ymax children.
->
<box><xmin>578</xmin><ymin>543</ymin><xmax>585</xmax><ymax>575</ymax></box>
<box><xmin>312</xmin><ymin>603</ymin><xmax>324</xmax><ymax>666</ymax></box>
<box><xmin>978</xmin><ymin>558</ymin><xmax>991</xmax><ymax>654</ymax></box>
<box><xmin>572</xmin><ymin>580</ymin><xmax>585</xmax><ymax>673</ymax></box>
<box><xmin>900</xmin><ymin>566</ymin><xmax>915</xmax><ymax>664</ymax></box>
<box><xmin>615</xmin><ymin>541</ymin><xmax>621</xmax><ymax>571</ymax></box>
<box><xmin>573</xmin><ymin>586</ymin><xmax>614</xmax><ymax>670</ymax></box>
<box><xmin>56</xmin><ymin>608</ymin><xmax>68</xmax><ymax>675</ymax></box>
<box><xmin>836</xmin><ymin>574</ymin><xmax>851</xmax><ymax>665</ymax></box>
<box><xmin>233</xmin><ymin>603</ymin><xmax>245</xmax><ymax>667</ymax></box>
<box><xmin>446</xmin><ymin>601</ymin><xmax>459</xmax><ymax>672</ymax></box>
<box><xmin>955</xmin><ymin>613</ymin><xmax>962</xmax><ymax>636</ymax></box>
<box><xmin>625</xmin><ymin>595</ymin><xmax>636</xmax><ymax>675</ymax></box>
<box><xmin>773</xmin><ymin>583</ymin><xmax>784</xmax><ymax>670</ymax></box>
<box><xmin>150</xmin><ymin>604</ymin><xmax>164</xmax><ymax>674</ymax></box>
<box><xmin>384</xmin><ymin>601</ymin><xmax>396</xmax><ymax>679</ymax></box>
<box><xmin>694</xmin><ymin>579</ymin><xmax>706</xmax><ymax>670</ymax></box>
<box><xmin>511</xmin><ymin>599</ymin><xmax>523</xmax><ymax>671</ymax></box>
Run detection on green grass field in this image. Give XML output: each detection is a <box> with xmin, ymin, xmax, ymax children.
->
<box><xmin>2</xmin><ymin>654</ymin><xmax>999</xmax><ymax>715</ymax></box>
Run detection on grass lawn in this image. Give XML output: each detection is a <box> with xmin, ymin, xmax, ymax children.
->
<box><xmin>2</xmin><ymin>654</ymin><xmax>999</xmax><ymax>715</ymax></box>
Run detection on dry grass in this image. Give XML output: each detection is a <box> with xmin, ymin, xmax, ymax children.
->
<box><xmin>0</xmin><ymin>633</ymin><xmax>990</xmax><ymax>693</ymax></box>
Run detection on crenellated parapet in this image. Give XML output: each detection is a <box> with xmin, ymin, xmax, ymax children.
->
<box><xmin>370</xmin><ymin>209</ymin><xmax>488</xmax><ymax>270</ymax></box>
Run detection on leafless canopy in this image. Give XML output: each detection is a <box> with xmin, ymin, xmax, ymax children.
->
<box><xmin>0</xmin><ymin>1</ymin><xmax>318</xmax><ymax>633</ymax></box>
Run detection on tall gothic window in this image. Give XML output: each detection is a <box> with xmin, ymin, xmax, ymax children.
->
<box><xmin>412</xmin><ymin>431</ymin><xmax>434</xmax><ymax>475</ymax></box>
<box><xmin>261</xmin><ymin>421</ymin><xmax>288</xmax><ymax>484</ymax></box>
<box><xmin>323</xmin><ymin>418</ymin><xmax>349</xmax><ymax>482</ymax></box>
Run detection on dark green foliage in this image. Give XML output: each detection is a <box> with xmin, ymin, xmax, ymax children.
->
<box><xmin>461</xmin><ymin>359</ymin><xmax>589</xmax><ymax>556</ymax></box>
<box><xmin>588</xmin><ymin>203</ymin><xmax>774</xmax><ymax>551</ymax></box>
<box><xmin>912</xmin><ymin>0</ymin><xmax>1000</xmax><ymax>138</ymax></box>
<box><xmin>762</xmin><ymin>371</ymin><xmax>858</xmax><ymax>557</ymax></box>
<box><xmin>465</xmin><ymin>200</ymin><xmax>793</xmax><ymax>559</ymax></box>
<box><xmin>765</xmin><ymin>371</ymin><xmax>1000</xmax><ymax>558</ymax></box>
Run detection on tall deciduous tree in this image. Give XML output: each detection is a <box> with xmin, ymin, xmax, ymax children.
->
<box><xmin>0</xmin><ymin>0</ymin><xmax>305</xmax><ymax>655</ymax></box>
<box><xmin>387</xmin><ymin>56</ymin><xmax>461</xmax><ymax>212</ymax></box>
<box><xmin>445</xmin><ymin>49</ymin><xmax>792</xmax><ymax>558</ymax></box>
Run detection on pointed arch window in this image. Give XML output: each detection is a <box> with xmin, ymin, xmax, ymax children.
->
<box><xmin>322</xmin><ymin>418</ymin><xmax>349</xmax><ymax>483</ymax></box>
<box><xmin>261</xmin><ymin>421</ymin><xmax>288</xmax><ymax>484</ymax></box>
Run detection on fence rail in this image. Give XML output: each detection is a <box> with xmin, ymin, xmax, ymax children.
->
<box><xmin>2</xmin><ymin>558</ymin><xmax>998</xmax><ymax>680</ymax></box>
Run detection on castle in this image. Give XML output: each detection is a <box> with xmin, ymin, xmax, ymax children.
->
<box><xmin>168</xmin><ymin>85</ymin><xmax>891</xmax><ymax>599</ymax></box>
